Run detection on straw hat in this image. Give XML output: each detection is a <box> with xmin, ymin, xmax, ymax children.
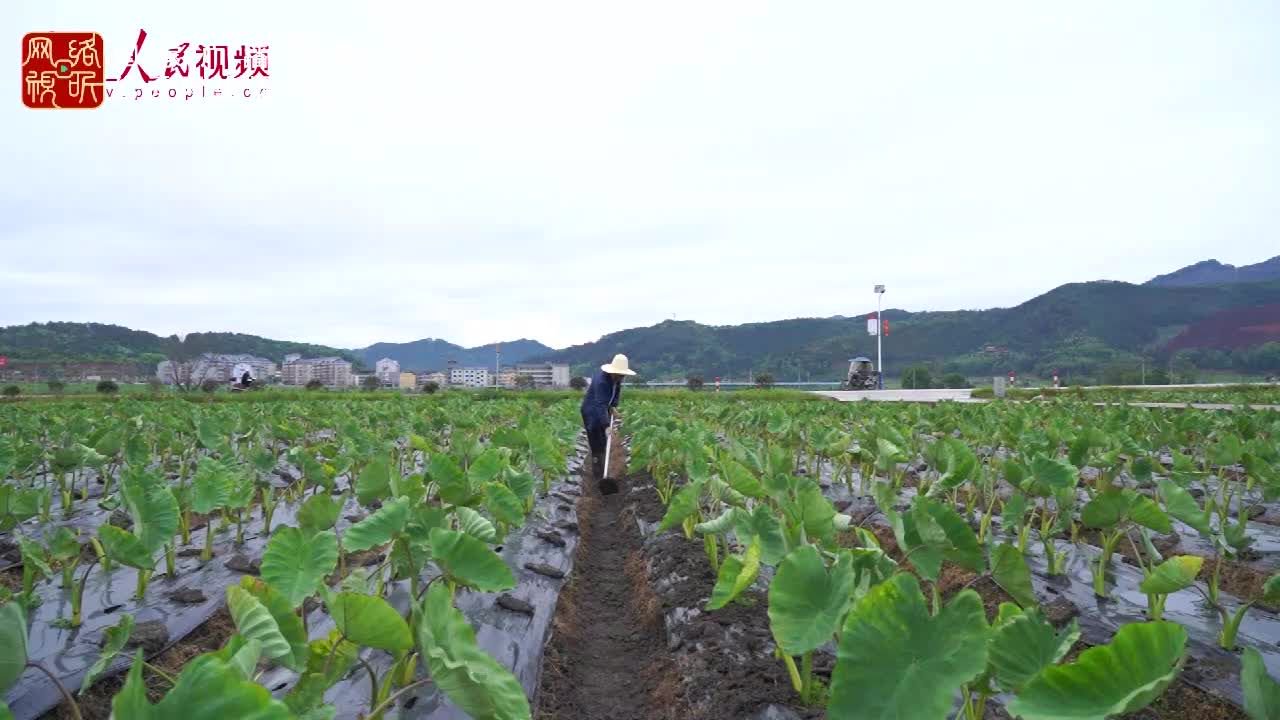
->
<box><xmin>601</xmin><ymin>354</ymin><xmax>636</xmax><ymax>376</ymax></box>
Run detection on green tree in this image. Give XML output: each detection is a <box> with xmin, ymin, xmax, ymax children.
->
<box><xmin>514</xmin><ymin>374</ymin><xmax>536</xmax><ymax>390</ymax></box>
<box><xmin>1</xmin><ymin>385</ymin><xmax>19</xmax><ymax>397</ymax></box>
<box><xmin>754</xmin><ymin>372</ymin><xmax>775</xmax><ymax>389</ymax></box>
<box><xmin>201</xmin><ymin>379</ymin><xmax>220</xmax><ymax>393</ymax></box>
<box><xmin>46</xmin><ymin>379</ymin><xmax>65</xmax><ymax>394</ymax></box>
<box><xmin>939</xmin><ymin>372</ymin><xmax>970</xmax><ymax>389</ymax></box>
<box><xmin>686</xmin><ymin>375</ymin><xmax>704</xmax><ymax>391</ymax></box>
<box><xmin>96</xmin><ymin>380</ymin><xmax>119</xmax><ymax>395</ymax></box>
<box><xmin>361</xmin><ymin>375</ymin><xmax>380</xmax><ymax>391</ymax></box>
<box><xmin>421</xmin><ymin>381</ymin><xmax>440</xmax><ymax>394</ymax></box>
<box><xmin>900</xmin><ymin>365</ymin><xmax>933</xmax><ymax>389</ymax></box>
<box><xmin>305</xmin><ymin>379</ymin><xmax>324</xmax><ymax>391</ymax></box>
<box><xmin>569</xmin><ymin>376</ymin><xmax>588</xmax><ymax>390</ymax></box>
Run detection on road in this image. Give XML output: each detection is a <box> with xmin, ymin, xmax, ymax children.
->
<box><xmin>813</xmin><ymin>389</ymin><xmax>1280</xmax><ymax>411</ymax></box>
<box><xmin>814</xmin><ymin>388</ymin><xmax>976</xmax><ymax>402</ymax></box>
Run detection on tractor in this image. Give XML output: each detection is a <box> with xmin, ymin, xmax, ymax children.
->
<box><xmin>841</xmin><ymin>356</ymin><xmax>880</xmax><ymax>390</ymax></box>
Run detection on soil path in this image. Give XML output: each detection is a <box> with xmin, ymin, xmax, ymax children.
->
<box><xmin>536</xmin><ymin>468</ymin><xmax>670</xmax><ymax>720</ymax></box>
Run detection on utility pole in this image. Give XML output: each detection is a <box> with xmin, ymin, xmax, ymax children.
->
<box><xmin>874</xmin><ymin>285</ymin><xmax>886</xmax><ymax>389</ymax></box>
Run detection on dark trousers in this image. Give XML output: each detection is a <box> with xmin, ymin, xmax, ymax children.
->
<box><xmin>582</xmin><ymin>409</ymin><xmax>608</xmax><ymax>455</ymax></box>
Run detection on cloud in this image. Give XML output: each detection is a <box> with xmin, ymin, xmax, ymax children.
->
<box><xmin>2</xmin><ymin>0</ymin><xmax>1278</xmax><ymax>349</ymax></box>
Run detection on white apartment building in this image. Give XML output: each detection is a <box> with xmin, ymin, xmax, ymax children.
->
<box><xmin>375</xmin><ymin>358</ymin><xmax>401</xmax><ymax>387</ymax></box>
<box><xmin>449</xmin><ymin>366</ymin><xmax>491</xmax><ymax>388</ymax></box>
<box><xmin>417</xmin><ymin>371</ymin><xmax>447</xmax><ymax>388</ymax></box>
<box><xmin>282</xmin><ymin>357</ymin><xmax>353</xmax><ymax>387</ymax></box>
<box><xmin>514</xmin><ymin>362</ymin><xmax>571</xmax><ymax>388</ymax></box>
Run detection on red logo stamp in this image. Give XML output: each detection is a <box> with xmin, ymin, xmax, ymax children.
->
<box><xmin>22</xmin><ymin>32</ymin><xmax>104</xmax><ymax>109</ymax></box>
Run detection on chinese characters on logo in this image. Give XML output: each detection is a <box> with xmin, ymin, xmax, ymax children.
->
<box><xmin>22</xmin><ymin>32</ymin><xmax>104</xmax><ymax>109</ymax></box>
<box><xmin>22</xmin><ymin>29</ymin><xmax>270</xmax><ymax>107</ymax></box>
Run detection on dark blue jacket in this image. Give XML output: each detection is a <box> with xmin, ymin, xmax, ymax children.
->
<box><xmin>580</xmin><ymin>368</ymin><xmax>621</xmax><ymax>428</ymax></box>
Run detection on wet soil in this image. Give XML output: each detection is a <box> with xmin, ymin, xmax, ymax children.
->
<box><xmin>42</xmin><ymin>608</ymin><xmax>238</xmax><ymax>720</ymax></box>
<box><xmin>535</xmin><ymin>469</ymin><xmax>671</xmax><ymax>720</ymax></box>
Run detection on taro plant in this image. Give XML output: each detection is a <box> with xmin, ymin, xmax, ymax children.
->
<box><xmin>1080</xmin><ymin>487</ymin><xmax>1171</xmax><ymax>598</ymax></box>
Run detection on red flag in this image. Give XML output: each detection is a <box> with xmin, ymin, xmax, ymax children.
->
<box><xmin>0</xmin><ymin>356</ymin><xmax>7</xmax><ymax>367</ymax></box>
<box><xmin>882</xmin><ymin>320</ymin><xmax>889</xmax><ymax>337</ymax></box>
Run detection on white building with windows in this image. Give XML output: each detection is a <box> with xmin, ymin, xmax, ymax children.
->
<box><xmin>375</xmin><ymin>358</ymin><xmax>401</xmax><ymax>387</ymax></box>
<box><xmin>449</xmin><ymin>366</ymin><xmax>491</xmax><ymax>388</ymax></box>
<box><xmin>514</xmin><ymin>362</ymin><xmax>571</xmax><ymax>388</ymax></box>
<box><xmin>281</xmin><ymin>357</ymin><xmax>353</xmax><ymax>387</ymax></box>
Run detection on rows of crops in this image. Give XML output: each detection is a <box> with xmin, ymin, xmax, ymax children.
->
<box><xmin>626</xmin><ymin>397</ymin><xmax>1280</xmax><ymax>718</ymax></box>
<box><xmin>1</xmin><ymin>395</ymin><xmax>581</xmax><ymax>719</ymax></box>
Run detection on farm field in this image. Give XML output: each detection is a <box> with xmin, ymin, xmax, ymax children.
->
<box><xmin>3</xmin><ymin>393</ymin><xmax>1280</xmax><ymax>719</ymax></box>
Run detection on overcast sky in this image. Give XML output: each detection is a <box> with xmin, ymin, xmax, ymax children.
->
<box><xmin>3</xmin><ymin>2</ymin><xmax>1278</xmax><ymax>350</ymax></box>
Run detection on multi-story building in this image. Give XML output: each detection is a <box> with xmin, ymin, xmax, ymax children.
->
<box><xmin>514</xmin><ymin>362</ymin><xmax>571</xmax><ymax>388</ymax></box>
<box><xmin>496</xmin><ymin>367</ymin><xmax>517</xmax><ymax>388</ymax></box>
<box><xmin>375</xmin><ymin>358</ymin><xmax>401</xmax><ymax>387</ymax></box>
<box><xmin>398</xmin><ymin>372</ymin><xmax>417</xmax><ymax>390</ymax></box>
<box><xmin>449</xmin><ymin>366</ymin><xmax>491</xmax><ymax>388</ymax></box>
<box><xmin>157</xmin><ymin>353</ymin><xmax>277</xmax><ymax>385</ymax></box>
<box><xmin>281</xmin><ymin>357</ymin><xmax>353</xmax><ymax>388</ymax></box>
<box><xmin>417</xmin><ymin>371</ymin><xmax>447</xmax><ymax>389</ymax></box>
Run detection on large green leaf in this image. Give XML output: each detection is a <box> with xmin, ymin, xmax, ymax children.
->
<box><xmin>991</xmin><ymin>542</ymin><xmax>1037</xmax><ymax>609</ymax></box>
<box><xmin>1139</xmin><ymin>556</ymin><xmax>1204</xmax><ymax>595</ymax></box>
<box><xmin>415</xmin><ymin>582</ymin><xmax>532</xmax><ymax>720</ymax></box>
<box><xmin>792</xmin><ymin>480</ymin><xmax>837</xmax><ymax>541</ymax></box>
<box><xmin>1158</xmin><ymin>480</ymin><xmax>1211</xmax><ymax>536</ymax></box>
<box><xmin>80</xmin><ymin>614</ymin><xmax>134</xmax><ymax>693</ymax></box>
<box><xmin>828</xmin><ymin>573</ymin><xmax>989</xmax><ymax>720</ymax></box>
<box><xmin>355</xmin><ymin>456</ymin><xmax>392</xmax><ymax>506</ymax></box>
<box><xmin>707</xmin><ymin>538</ymin><xmax>761</xmax><ymax>610</ymax></box>
<box><xmin>903</xmin><ymin>495</ymin><xmax>984</xmax><ymax>580</ymax></box>
<box><xmin>226</xmin><ymin>585</ymin><xmax>301</xmax><ymax>670</ymax></box>
<box><xmin>431</xmin><ymin>453</ymin><xmax>472</xmax><ymax>506</ymax></box>
<box><xmin>1242</xmin><ymin>646</ymin><xmax>1280</xmax><ymax>720</ymax></box>
<box><xmin>285</xmin><ymin>629</ymin><xmax>358</xmax><ymax>714</ymax></box>
<box><xmin>455</xmin><ymin>506</ymin><xmax>497</xmax><ymax>543</ymax></box>
<box><xmin>259</xmin><ymin>527</ymin><xmax>339</xmax><ymax>608</ymax></box>
<box><xmin>1082</xmin><ymin>489</ymin><xmax>1171</xmax><ymax>533</ymax></box>
<box><xmin>238</xmin><ymin>577</ymin><xmax>307</xmax><ymax>670</ymax></box>
<box><xmin>1008</xmin><ymin>621</ymin><xmax>1187</xmax><ymax>720</ymax></box>
<box><xmin>158</xmin><ymin>653</ymin><xmax>294</xmax><ymax>719</ymax></box>
<box><xmin>657</xmin><ymin>481</ymin><xmax>702</xmax><ymax>533</ymax></box>
<box><xmin>933</xmin><ymin>439</ymin><xmax>978</xmax><ymax>491</ymax></box>
<box><xmin>326</xmin><ymin>592</ymin><xmax>413</xmax><ymax>652</ymax></box>
<box><xmin>343</xmin><ymin>496</ymin><xmax>409</xmax><ymax>552</ymax></box>
<box><xmin>988</xmin><ymin>609</ymin><xmax>1079</xmax><ymax>693</ymax></box>
<box><xmin>484</xmin><ymin>482</ymin><xmax>525</xmax><ymax>527</ymax></box>
<box><xmin>192</xmin><ymin>459</ymin><xmax>233</xmax><ymax>514</ymax></box>
<box><xmin>720</xmin><ymin>458</ymin><xmax>765</xmax><ymax>498</ymax></box>
<box><xmin>0</xmin><ymin>602</ymin><xmax>26</xmax><ymax>692</ymax></box>
<box><xmin>767</xmin><ymin>546</ymin><xmax>855</xmax><ymax>655</ymax></box>
<box><xmin>429</xmin><ymin>527</ymin><xmax>515</xmax><ymax>591</ymax></box>
<box><xmin>734</xmin><ymin>504</ymin><xmax>788</xmax><ymax>566</ymax></box>
<box><xmin>1032</xmin><ymin>455</ymin><xmax>1078</xmax><ymax>491</ymax></box>
<box><xmin>98</xmin><ymin>525</ymin><xmax>154</xmax><ymax>570</ymax></box>
<box><xmin>297</xmin><ymin>492</ymin><xmax>341</xmax><ymax>534</ymax></box>
<box><xmin>467</xmin><ymin>448</ymin><xmax>508</xmax><ymax>486</ymax></box>
<box><xmin>121</xmin><ymin>468</ymin><xmax>179</xmax><ymax>553</ymax></box>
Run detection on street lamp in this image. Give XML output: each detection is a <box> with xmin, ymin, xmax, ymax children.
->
<box><xmin>874</xmin><ymin>285</ymin><xmax>885</xmax><ymax>389</ymax></box>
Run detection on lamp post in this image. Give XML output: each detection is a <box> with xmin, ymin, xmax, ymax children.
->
<box><xmin>874</xmin><ymin>285</ymin><xmax>885</xmax><ymax>389</ymax></box>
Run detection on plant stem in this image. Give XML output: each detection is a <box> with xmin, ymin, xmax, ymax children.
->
<box><xmin>26</xmin><ymin>661</ymin><xmax>83</xmax><ymax>720</ymax></box>
<box><xmin>800</xmin><ymin>651</ymin><xmax>814</xmax><ymax>704</ymax></box>
<box><xmin>364</xmin><ymin>676</ymin><xmax>436</xmax><ymax>719</ymax></box>
<box><xmin>779</xmin><ymin>650</ymin><xmax>803</xmax><ymax>695</ymax></box>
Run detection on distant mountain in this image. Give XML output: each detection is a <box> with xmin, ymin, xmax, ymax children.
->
<box><xmin>0</xmin><ymin>322</ymin><xmax>361</xmax><ymax>367</ymax></box>
<box><xmin>355</xmin><ymin>338</ymin><xmax>555</xmax><ymax>371</ymax></box>
<box><xmin>1146</xmin><ymin>256</ymin><xmax>1280</xmax><ymax>287</ymax></box>
<box><xmin>532</xmin><ymin>280</ymin><xmax>1280</xmax><ymax>380</ymax></box>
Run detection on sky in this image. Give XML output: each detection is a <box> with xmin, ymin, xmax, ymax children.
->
<box><xmin>2</xmin><ymin>2</ymin><xmax>1278</xmax><ymax>350</ymax></box>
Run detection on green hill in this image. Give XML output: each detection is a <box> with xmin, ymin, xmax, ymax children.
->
<box><xmin>0</xmin><ymin>322</ymin><xmax>362</xmax><ymax>367</ymax></box>
<box><xmin>355</xmin><ymin>338</ymin><xmax>553</xmax><ymax>371</ymax></box>
<box><xmin>534</xmin><ymin>280</ymin><xmax>1280</xmax><ymax>381</ymax></box>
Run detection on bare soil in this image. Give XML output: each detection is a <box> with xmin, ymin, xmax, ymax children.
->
<box><xmin>42</xmin><ymin>607</ymin><xmax>238</xmax><ymax>720</ymax></box>
<box><xmin>535</xmin><ymin>469</ymin><xmax>673</xmax><ymax>720</ymax></box>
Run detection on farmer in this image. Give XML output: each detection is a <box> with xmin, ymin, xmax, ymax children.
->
<box><xmin>580</xmin><ymin>354</ymin><xmax>635</xmax><ymax>479</ymax></box>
